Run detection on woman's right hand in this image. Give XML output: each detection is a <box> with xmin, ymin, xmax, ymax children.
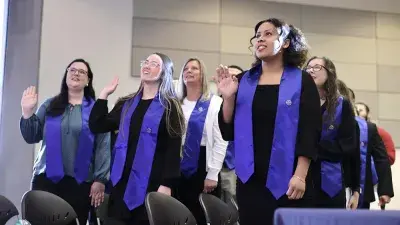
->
<box><xmin>21</xmin><ymin>86</ymin><xmax>38</xmax><ymax>119</ymax></box>
<box><xmin>99</xmin><ymin>77</ymin><xmax>119</xmax><ymax>99</ymax></box>
<box><xmin>214</xmin><ymin>65</ymin><xmax>238</xmax><ymax>100</ymax></box>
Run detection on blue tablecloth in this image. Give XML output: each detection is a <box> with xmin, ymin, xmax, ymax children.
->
<box><xmin>274</xmin><ymin>208</ymin><xmax>400</xmax><ymax>225</ymax></box>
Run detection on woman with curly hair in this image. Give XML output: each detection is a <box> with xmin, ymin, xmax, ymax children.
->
<box><xmin>304</xmin><ymin>57</ymin><xmax>360</xmax><ymax>209</ymax></box>
<box><xmin>215</xmin><ymin>18</ymin><xmax>321</xmax><ymax>225</ymax></box>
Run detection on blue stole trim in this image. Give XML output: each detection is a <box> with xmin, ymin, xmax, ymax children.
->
<box><xmin>45</xmin><ymin>98</ymin><xmax>95</xmax><ymax>184</ymax></box>
<box><xmin>181</xmin><ymin>96</ymin><xmax>212</xmax><ymax>177</ymax></box>
<box><xmin>110</xmin><ymin>93</ymin><xmax>165</xmax><ymax>210</ymax></box>
<box><xmin>320</xmin><ymin>96</ymin><xmax>344</xmax><ymax>197</ymax></box>
<box><xmin>234</xmin><ymin>65</ymin><xmax>302</xmax><ymax>199</ymax></box>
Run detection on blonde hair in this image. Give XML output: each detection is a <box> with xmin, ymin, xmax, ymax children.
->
<box><xmin>176</xmin><ymin>58</ymin><xmax>211</xmax><ymax>102</ymax></box>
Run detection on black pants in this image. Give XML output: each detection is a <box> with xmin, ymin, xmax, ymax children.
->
<box><xmin>360</xmin><ymin>202</ymin><xmax>370</xmax><ymax>209</ymax></box>
<box><xmin>31</xmin><ymin>173</ymin><xmax>92</xmax><ymax>225</ymax></box>
<box><xmin>314</xmin><ymin>188</ymin><xmax>346</xmax><ymax>208</ymax></box>
<box><xmin>177</xmin><ymin>146</ymin><xmax>221</xmax><ymax>225</ymax></box>
<box><xmin>237</xmin><ymin>179</ymin><xmax>313</xmax><ymax>225</ymax></box>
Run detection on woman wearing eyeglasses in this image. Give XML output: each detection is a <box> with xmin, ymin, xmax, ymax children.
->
<box><xmin>304</xmin><ymin>56</ymin><xmax>360</xmax><ymax>209</ymax></box>
<box><xmin>20</xmin><ymin>59</ymin><xmax>111</xmax><ymax>225</ymax></box>
<box><xmin>176</xmin><ymin>58</ymin><xmax>227</xmax><ymax>225</ymax></box>
<box><xmin>88</xmin><ymin>53</ymin><xmax>185</xmax><ymax>225</ymax></box>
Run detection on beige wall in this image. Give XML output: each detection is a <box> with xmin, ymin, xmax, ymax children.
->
<box><xmin>131</xmin><ymin>0</ymin><xmax>400</xmax><ymax>148</ymax></box>
<box><xmin>38</xmin><ymin>0</ymin><xmax>399</xmax><ymax>209</ymax></box>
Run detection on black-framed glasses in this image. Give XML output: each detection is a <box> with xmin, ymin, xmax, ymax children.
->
<box><xmin>140</xmin><ymin>60</ymin><xmax>160</xmax><ymax>68</ymax></box>
<box><xmin>67</xmin><ymin>67</ymin><xmax>88</xmax><ymax>76</ymax></box>
<box><xmin>305</xmin><ymin>64</ymin><xmax>328</xmax><ymax>72</ymax></box>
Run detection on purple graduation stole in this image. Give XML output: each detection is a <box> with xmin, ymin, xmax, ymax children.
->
<box><xmin>224</xmin><ymin>142</ymin><xmax>235</xmax><ymax>170</ymax></box>
<box><xmin>371</xmin><ymin>159</ymin><xmax>378</xmax><ymax>185</ymax></box>
<box><xmin>320</xmin><ymin>96</ymin><xmax>344</xmax><ymax>197</ymax></box>
<box><xmin>110</xmin><ymin>92</ymin><xmax>164</xmax><ymax>210</ymax></box>
<box><xmin>234</xmin><ymin>66</ymin><xmax>302</xmax><ymax>200</ymax></box>
<box><xmin>45</xmin><ymin>98</ymin><xmax>95</xmax><ymax>184</ymax></box>
<box><xmin>181</xmin><ymin>97</ymin><xmax>212</xmax><ymax>177</ymax></box>
<box><xmin>356</xmin><ymin>117</ymin><xmax>379</xmax><ymax>208</ymax></box>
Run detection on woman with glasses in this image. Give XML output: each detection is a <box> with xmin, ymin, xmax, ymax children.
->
<box><xmin>88</xmin><ymin>53</ymin><xmax>185</xmax><ymax>225</ymax></box>
<box><xmin>20</xmin><ymin>58</ymin><xmax>111</xmax><ymax>225</ymax></box>
<box><xmin>216</xmin><ymin>18</ymin><xmax>321</xmax><ymax>225</ymax></box>
<box><xmin>176</xmin><ymin>58</ymin><xmax>227</xmax><ymax>225</ymax></box>
<box><xmin>304</xmin><ymin>56</ymin><xmax>360</xmax><ymax>209</ymax></box>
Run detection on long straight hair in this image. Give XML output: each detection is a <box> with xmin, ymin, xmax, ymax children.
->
<box><xmin>176</xmin><ymin>57</ymin><xmax>210</xmax><ymax>102</ymax></box>
<box><xmin>119</xmin><ymin>53</ymin><xmax>185</xmax><ymax>138</ymax></box>
<box><xmin>305</xmin><ymin>56</ymin><xmax>338</xmax><ymax>126</ymax></box>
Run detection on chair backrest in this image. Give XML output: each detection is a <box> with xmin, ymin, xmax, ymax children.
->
<box><xmin>199</xmin><ymin>193</ymin><xmax>238</xmax><ymax>225</ymax></box>
<box><xmin>21</xmin><ymin>190</ymin><xmax>77</xmax><ymax>225</ymax></box>
<box><xmin>0</xmin><ymin>195</ymin><xmax>19</xmax><ymax>225</ymax></box>
<box><xmin>95</xmin><ymin>194</ymin><xmax>109</xmax><ymax>222</ymax></box>
<box><xmin>145</xmin><ymin>192</ymin><xmax>197</xmax><ymax>225</ymax></box>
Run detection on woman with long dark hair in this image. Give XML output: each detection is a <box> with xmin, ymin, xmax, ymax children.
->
<box><xmin>88</xmin><ymin>53</ymin><xmax>185</xmax><ymax>225</ymax></box>
<box><xmin>304</xmin><ymin>56</ymin><xmax>359</xmax><ymax>208</ymax></box>
<box><xmin>215</xmin><ymin>18</ymin><xmax>321</xmax><ymax>225</ymax></box>
<box><xmin>20</xmin><ymin>58</ymin><xmax>110</xmax><ymax>225</ymax></box>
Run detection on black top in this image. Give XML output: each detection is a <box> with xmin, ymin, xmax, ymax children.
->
<box><xmin>89</xmin><ymin>98</ymin><xmax>182</xmax><ymax>219</ymax></box>
<box><xmin>218</xmin><ymin>70</ymin><xmax>322</xmax><ymax>189</ymax></box>
<box><xmin>318</xmin><ymin>98</ymin><xmax>361</xmax><ymax>193</ymax></box>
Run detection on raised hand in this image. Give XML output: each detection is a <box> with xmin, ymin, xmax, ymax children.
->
<box><xmin>99</xmin><ymin>77</ymin><xmax>119</xmax><ymax>99</ymax></box>
<box><xmin>214</xmin><ymin>65</ymin><xmax>238</xmax><ymax>100</ymax></box>
<box><xmin>21</xmin><ymin>86</ymin><xmax>38</xmax><ymax>119</ymax></box>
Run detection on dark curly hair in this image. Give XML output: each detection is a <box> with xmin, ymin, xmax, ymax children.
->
<box><xmin>305</xmin><ymin>56</ymin><xmax>338</xmax><ymax>125</ymax></box>
<box><xmin>249</xmin><ymin>18</ymin><xmax>309</xmax><ymax>68</ymax></box>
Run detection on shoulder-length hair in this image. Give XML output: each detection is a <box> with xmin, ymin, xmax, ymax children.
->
<box><xmin>176</xmin><ymin>57</ymin><xmax>210</xmax><ymax>102</ymax></box>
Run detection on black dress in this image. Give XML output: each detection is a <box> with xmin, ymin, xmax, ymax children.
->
<box><xmin>89</xmin><ymin>98</ymin><xmax>182</xmax><ymax>225</ymax></box>
<box><xmin>218</xmin><ymin>70</ymin><xmax>321</xmax><ymax>225</ymax></box>
<box><xmin>314</xmin><ymin>98</ymin><xmax>359</xmax><ymax>208</ymax></box>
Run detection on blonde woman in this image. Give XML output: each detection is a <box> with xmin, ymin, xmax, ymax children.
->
<box><xmin>176</xmin><ymin>58</ymin><xmax>227</xmax><ymax>225</ymax></box>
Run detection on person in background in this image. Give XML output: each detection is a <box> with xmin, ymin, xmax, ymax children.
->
<box><xmin>337</xmin><ymin>82</ymin><xmax>394</xmax><ymax>209</ymax></box>
<box><xmin>88</xmin><ymin>53</ymin><xmax>185</xmax><ymax>225</ymax></box>
<box><xmin>176</xmin><ymin>58</ymin><xmax>227</xmax><ymax>225</ymax></box>
<box><xmin>216</xmin><ymin>18</ymin><xmax>321</xmax><ymax>225</ymax></box>
<box><xmin>20</xmin><ymin>59</ymin><xmax>110</xmax><ymax>225</ymax></box>
<box><xmin>355</xmin><ymin>102</ymin><xmax>396</xmax><ymax>166</ymax></box>
<box><xmin>219</xmin><ymin>65</ymin><xmax>244</xmax><ymax>203</ymax></box>
<box><xmin>304</xmin><ymin>57</ymin><xmax>359</xmax><ymax>209</ymax></box>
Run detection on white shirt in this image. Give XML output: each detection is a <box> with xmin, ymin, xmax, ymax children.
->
<box><xmin>181</xmin><ymin>95</ymin><xmax>228</xmax><ymax>182</ymax></box>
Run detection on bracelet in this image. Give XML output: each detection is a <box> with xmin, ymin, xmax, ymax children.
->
<box><xmin>293</xmin><ymin>175</ymin><xmax>305</xmax><ymax>183</ymax></box>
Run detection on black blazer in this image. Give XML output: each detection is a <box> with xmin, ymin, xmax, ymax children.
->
<box><xmin>362</xmin><ymin>121</ymin><xmax>394</xmax><ymax>203</ymax></box>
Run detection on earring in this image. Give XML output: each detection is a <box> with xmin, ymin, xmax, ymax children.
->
<box><xmin>86</xmin><ymin>83</ymin><xmax>89</xmax><ymax>86</ymax></box>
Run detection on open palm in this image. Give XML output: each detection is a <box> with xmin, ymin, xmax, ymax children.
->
<box><xmin>99</xmin><ymin>77</ymin><xmax>119</xmax><ymax>99</ymax></box>
<box><xmin>215</xmin><ymin>65</ymin><xmax>238</xmax><ymax>99</ymax></box>
<box><xmin>21</xmin><ymin>86</ymin><xmax>38</xmax><ymax>118</ymax></box>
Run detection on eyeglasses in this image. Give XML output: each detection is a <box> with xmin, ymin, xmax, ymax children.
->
<box><xmin>67</xmin><ymin>67</ymin><xmax>88</xmax><ymax>76</ymax></box>
<box><xmin>140</xmin><ymin>60</ymin><xmax>160</xmax><ymax>68</ymax></box>
<box><xmin>305</xmin><ymin>64</ymin><xmax>327</xmax><ymax>72</ymax></box>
